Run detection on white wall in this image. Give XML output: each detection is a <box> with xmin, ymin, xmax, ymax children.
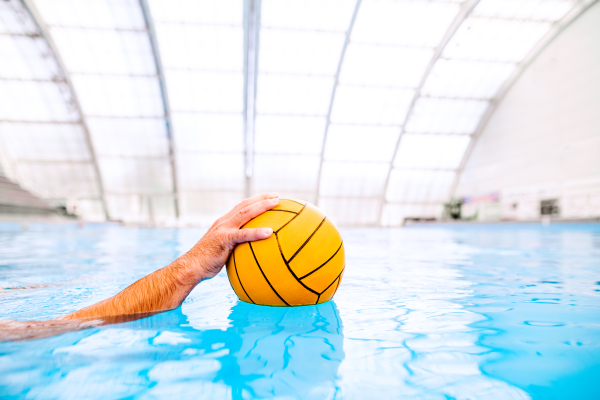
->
<box><xmin>455</xmin><ymin>1</ymin><xmax>600</xmax><ymax>221</ymax></box>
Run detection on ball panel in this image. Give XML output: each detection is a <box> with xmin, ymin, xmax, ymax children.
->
<box><xmin>277</xmin><ymin>203</ymin><xmax>325</xmax><ymax>261</ymax></box>
<box><xmin>234</xmin><ymin>242</ymin><xmax>286</xmax><ymax>306</ymax></box>
<box><xmin>288</xmin><ymin>219</ymin><xmax>342</xmax><ymax>278</ymax></box>
<box><xmin>242</xmin><ymin>209</ymin><xmax>297</xmax><ymax>231</ymax></box>
<box><xmin>300</xmin><ymin>244</ymin><xmax>345</xmax><ymax>293</ymax></box>
<box><xmin>317</xmin><ymin>269</ymin><xmax>344</xmax><ymax>304</ymax></box>
<box><xmin>226</xmin><ymin>254</ymin><xmax>253</xmax><ymax>304</ymax></box>
<box><xmin>251</xmin><ymin>235</ymin><xmax>319</xmax><ymax>306</ymax></box>
<box><xmin>272</xmin><ymin>199</ymin><xmax>305</xmax><ymax>213</ymax></box>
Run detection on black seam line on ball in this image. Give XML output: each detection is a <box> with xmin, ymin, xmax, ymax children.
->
<box><xmin>275</xmin><ymin>232</ymin><xmax>320</xmax><ymax>296</ymax></box>
<box><xmin>315</xmin><ymin>293</ymin><xmax>321</xmax><ymax>304</ymax></box>
<box><xmin>233</xmin><ymin>249</ymin><xmax>254</xmax><ymax>304</ymax></box>
<box><xmin>275</xmin><ymin>202</ymin><xmax>307</xmax><ymax>234</ymax></box>
<box><xmin>334</xmin><ymin>266</ymin><xmax>344</xmax><ymax>292</ymax></box>
<box><xmin>319</xmin><ymin>268</ymin><xmax>345</xmax><ymax>295</ymax></box>
<box><xmin>298</xmin><ymin>241</ymin><xmax>343</xmax><ymax>281</ymax></box>
<box><xmin>248</xmin><ymin>242</ymin><xmax>290</xmax><ymax>306</ymax></box>
<box><xmin>287</xmin><ymin>216</ymin><xmax>327</xmax><ymax>264</ymax></box>
<box><xmin>266</xmin><ymin>209</ymin><xmax>297</xmax><ymax>214</ymax></box>
<box><xmin>286</xmin><ymin>199</ymin><xmax>306</xmax><ymax>206</ymax></box>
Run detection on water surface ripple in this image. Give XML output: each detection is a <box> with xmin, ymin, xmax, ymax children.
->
<box><xmin>1</xmin><ymin>223</ymin><xmax>599</xmax><ymax>399</ymax></box>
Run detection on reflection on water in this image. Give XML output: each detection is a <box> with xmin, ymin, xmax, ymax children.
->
<box><xmin>1</xmin><ymin>224</ymin><xmax>600</xmax><ymax>399</ymax></box>
<box><xmin>139</xmin><ymin>301</ymin><xmax>344</xmax><ymax>399</ymax></box>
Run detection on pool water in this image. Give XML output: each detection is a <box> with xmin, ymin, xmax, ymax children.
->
<box><xmin>1</xmin><ymin>223</ymin><xmax>599</xmax><ymax>399</ymax></box>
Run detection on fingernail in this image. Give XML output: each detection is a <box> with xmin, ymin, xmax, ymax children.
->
<box><xmin>268</xmin><ymin>192</ymin><xmax>279</xmax><ymax>197</ymax></box>
<box><xmin>270</xmin><ymin>198</ymin><xmax>279</xmax><ymax>205</ymax></box>
<box><xmin>261</xmin><ymin>228</ymin><xmax>273</xmax><ymax>236</ymax></box>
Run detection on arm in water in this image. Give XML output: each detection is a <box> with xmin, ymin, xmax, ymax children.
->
<box><xmin>0</xmin><ymin>193</ymin><xmax>279</xmax><ymax>341</ymax></box>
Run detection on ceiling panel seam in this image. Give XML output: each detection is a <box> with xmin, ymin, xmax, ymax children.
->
<box><xmin>377</xmin><ymin>0</ymin><xmax>481</xmax><ymax>226</ymax></box>
<box><xmin>139</xmin><ymin>0</ymin><xmax>180</xmax><ymax>219</ymax></box>
<box><xmin>448</xmin><ymin>0</ymin><xmax>599</xmax><ymax>201</ymax></box>
<box><xmin>21</xmin><ymin>0</ymin><xmax>110</xmax><ymax>220</ymax></box>
<box><xmin>315</xmin><ymin>0</ymin><xmax>363</xmax><ymax>207</ymax></box>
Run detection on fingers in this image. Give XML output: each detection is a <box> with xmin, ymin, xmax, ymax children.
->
<box><xmin>211</xmin><ymin>192</ymin><xmax>279</xmax><ymax>228</ymax></box>
<box><xmin>231</xmin><ymin>227</ymin><xmax>273</xmax><ymax>244</ymax></box>
<box><xmin>227</xmin><ymin>197</ymin><xmax>280</xmax><ymax>228</ymax></box>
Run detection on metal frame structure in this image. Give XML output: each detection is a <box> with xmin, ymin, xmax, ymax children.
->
<box><xmin>376</xmin><ymin>0</ymin><xmax>481</xmax><ymax>225</ymax></box>
<box><xmin>243</xmin><ymin>0</ymin><xmax>261</xmax><ymax>198</ymax></box>
<box><xmin>315</xmin><ymin>0</ymin><xmax>363</xmax><ymax>207</ymax></box>
<box><xmin>139</xmin><ymin>0</ymin><xmax>180</xmax><ymax>219</ymax></box>
<box><xmin>21</xmin><ymin>0</ymin><xmax>110</xmax><ymax>220</ymax></box>
<box><xmin>448</xmin><ymin>0</ymin><xmax>600</xmax><ymax>200</ymax></box>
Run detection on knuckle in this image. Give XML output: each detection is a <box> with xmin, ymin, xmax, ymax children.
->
<box><xmin>239</xmin><ymin>206</ymin><xmax>251</xmax><ymax>216</ymax></box>
<box><xmin>237</xmin><ymin>229</ymin><xmax>249</xmax><ymax>240</ymax></box>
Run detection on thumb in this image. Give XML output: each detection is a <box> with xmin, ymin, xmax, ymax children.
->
<box><xmin>232</xmin><ymin>227</ymin><xmax>273</xmax><ymax>244</ymax></box>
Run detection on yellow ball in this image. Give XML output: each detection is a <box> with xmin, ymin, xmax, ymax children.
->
<box><xmin>226</xmin><ymin>199</ymin><xmax>345</xmax><ymax>306</ymax></box>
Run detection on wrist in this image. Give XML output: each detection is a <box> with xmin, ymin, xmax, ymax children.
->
<box><xmin>173</xmin><ymin>250</ymin><xmax>208</xmax><ymax>288</ymax></box>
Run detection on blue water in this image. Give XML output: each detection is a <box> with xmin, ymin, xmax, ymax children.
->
<box><xmin>1</xmin><ymin>223</ymin><xmax>599</xmax><ymax>399</ymax></box>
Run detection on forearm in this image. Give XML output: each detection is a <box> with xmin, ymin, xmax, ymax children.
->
<box><xmin>57</xmin><ymin>194</ymin><xmax>277</xmax><ymax>322</ymax></box>
<box><xmin>59</xmin><ymin>253</ymin><xmax>205</xmax><ymax>320</ymax></box>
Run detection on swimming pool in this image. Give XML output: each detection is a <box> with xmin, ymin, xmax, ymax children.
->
<box><xmin>1</xmin><ymin>223</ymin><xmax>599</xmax><ymax>399</ymax></box>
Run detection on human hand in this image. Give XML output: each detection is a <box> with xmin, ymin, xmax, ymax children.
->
<box><xmin>182</xmin><ymin>193</ymin><xmax>280</xmax><ymax>282</ymax></box>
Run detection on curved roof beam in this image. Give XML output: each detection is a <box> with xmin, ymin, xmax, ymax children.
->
<box><xmin>244</xmin><ymin>0</ymin><xmax>260</xmax><ymax>198</ymax></box>
<box><xmin>315</xmin><ymin>0</ymin><xmax>363</xmax><ymax>207</ymax></box>
<box><xmin>448</xmin><ymin>0</ymin><xmax>599</xmax><ymax>200</ymax></box>
<box><xmin>139</xmin><ymin>0</ymin><xmax>180</xmax><ymax>219</ymax></box>
<box><xmin>376</xmin><ymin>0</ymin><xmax>481</xmax><ymax>225</ymax></box>
<box><xmin>21</xmin><ymin>0</ymin><xmax>109</xmax><ymax>220</ymax></box>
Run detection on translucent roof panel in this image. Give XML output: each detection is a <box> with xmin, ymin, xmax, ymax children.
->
<box><xmin>172</xmin><ymin>114</ymin><xmax>244</xmax><ymax>154</ymax></box>
<box><xmin>17</xmin><ymin>163</ymin><xmax>100</xmax><ymax>198</ymax></box>
<box><xmin>339</xmin><ymin>45</ymin><xmax>433</xmax><ymax>88</ymax></box>
<box><xmin>87</xmin><ymin>118</ymin><xmax>169</xmax><ymax>157</ymax></box>
<box><xmin>255</xmin><ymin>0</ymin><xmax>357</xmax><ymax>203</ymax></box>
<box><xmin>259</xmin><ymin>30</ymin><xmax>344</xmax><ymax>75</ymax></box>
<box><xmin>106</xmin><ymin>194</ymin><xmax>176</xmax><ymax>224</ymax></box>
<box><xmin>0</xmin><ymin>122</ymin><xmax>89</xmax><ymax>161</ymax></box>
<box><xmin>252</xmin><ymin>154</ymin><xmax>321</xmax><ymax>194</ymax></box>
<box><xmin>33</xmin><ymin>0</ymin><xmax>176</xmax><ymax>221</ymax></box>
<box><xmin>261</xmin><ymin>0</ymin><xmax>356</xmax><ymax>31</ymax></box>
<box><xmin>0</xmin><ymin>35</ymin><xmax>59</xmax><ymax>80</ymax></box>
<box><xmin>99</xmin><ymin>158</ymin><xmax>172</xmax><ymax>194</ymax></box>
<box><xmin>324</xmin><ymin>125</ymin><xmax>398</xmax><ymax>162</ymax></box>
<box><xmin>71</xmin><ymin>75</ymin><xmax>164</xmax><ymax>117</ymax></box>
<box><xmin>319</xmin><ymin>162</ymin><xmax>389</xmax><ymax>197</ymax></box>
<box><xmin>166</xmin><ymin>70</ymin><xmax>243</xmax><ymax>114</ymax></box>
<box><xmin>406</xmin><ymin>98</ymin><xmax>489</xmax><ymax>135</ymax></box>
<box><xmin>33</xmin><ymin>0</ymin><xmax>146</xmax><ymax>29</ymax></box>
<box><xmin>256</xmin><ymin>75</ymin><xmax>334</xmax><ymax>116</ymax></box>
<box><xmin>0</xmin><ymin>80</ymin><xmax>78</xmax><ymax>122</ymax></box>
<box><xmin>386</xmin><ymin>169</ymin><xmax>456</xmax><ymax>203</ymax></box>
<box><xmin>393</xmin><ymin>134</ymin><xmax>471</xmax><ymax>170</ymax></box>
<box><xmin>0</xmin><ymin>0</ymin><xmax>585</xmax><ymax>226</ymax></box>
<box><xmin>255</xmin><ymin>116</ymin><xmax>325</xmax><ymax>155</ymax></box>
<box><xmin>0</xmin><ymin>1</ymin><xmax>38</xmax><ymax>34</ymax></box>
<box><xmin>180</xmin><ymin>191</ymin><xmax>245</xmax><ymax>227</ymax></box>
<box><xmin>50</xmin><ymin>29</ymin><xmax>156</xmax><ymax>75</ymax></box>
<box><xmin>178</xmin><ymin>154</ymin><xmax>245</xmax><ymax>191</ymax></box>
<box><xmin>156</xmin><ymin>24</ymin><xmax>242</xmax><ymax>71</ymax></box>
<box><xmin>472</xmin><ymin>0</ymin><xmax>573</xmax><ymax>21</ymax></box>
<box><xmin>351</xmin><ymin>0</ymin><xmax>461</xmax><ymax>47</ymax></box>
<box><xmin>331</xmin><ymin>86</ymin><xmax>414</xmax><ymax>125</ymax></box>
<box><xmin>319</xmin><ymin>197</ymin><xmax>381</xmax><ymax>226</ymax></box>
<box><xmin>443</xmin><ymin>18</ymin><xmax>551</xmax><ymax>63</ymax></box>
<box><xmin>148</xmin><ymin>0</ymin><xmax>242</xmax><ymax>25</ymax></box>
<box><xmin>422</xmin><ymin>59</ymin><xmax>516</xmax><ymax>99</ymax></box>
<box><xmin>149</xmin><ymin>0</ymin><xmax>245</xmax><ymax>220</ymax></box>
<box><xmin>0</xmin><ymin>0</ymin><xmax>104</xmax><ymax>219</ymax></box>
